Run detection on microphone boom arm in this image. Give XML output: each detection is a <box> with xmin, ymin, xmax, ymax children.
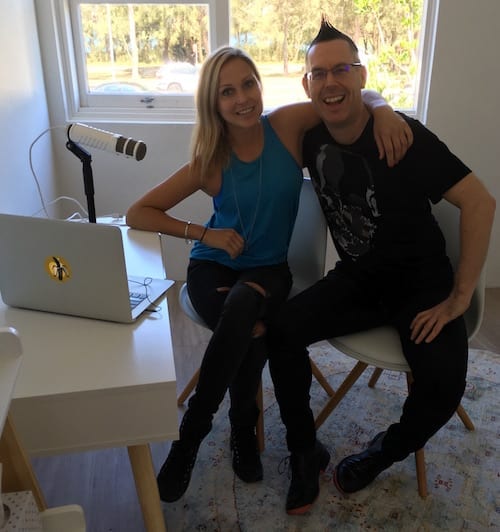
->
<box><xmin>66</xmin><ymin>139</ymin><xmax>97</xmax><ymax>223</ymax></box>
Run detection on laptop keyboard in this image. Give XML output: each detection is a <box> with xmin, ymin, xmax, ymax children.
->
<box><xmin>129</xmin><ymin>291</ymin><xmax>147</xmax><ymax>309</ymax></box>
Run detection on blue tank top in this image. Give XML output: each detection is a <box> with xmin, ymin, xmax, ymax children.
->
<box><xmin>190</xmin><ymin>115</ymin><xmax>303</xmax><ymax>269</ymax></box>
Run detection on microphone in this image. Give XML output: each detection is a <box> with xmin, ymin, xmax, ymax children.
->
<box><xmin>67</xmin><ymin>123</ymin><xmax>147</xmax><ymax>161</ymax></box>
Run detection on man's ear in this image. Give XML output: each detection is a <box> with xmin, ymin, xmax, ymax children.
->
<box><xmin>360</xmin><ymin>65</ymin><xmax>368</xmax><ymax>89</ymax></box>
<box><xmin>302</xmin><ymin>74</ymin><xmax>311</xmax><ymax>98</ymax></box>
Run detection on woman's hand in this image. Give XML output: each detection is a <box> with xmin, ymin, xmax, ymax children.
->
<box><xmin>372</xmin><ymin>106</ymin><xmax>413</xmax><ymax>167</ymax></box>
<box><xmin>203</xmin><ymin>228</ymin><xmax>245</xmax><ymax>259</ymax></box>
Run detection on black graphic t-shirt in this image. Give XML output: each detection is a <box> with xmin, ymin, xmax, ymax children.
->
<box><xmin>303</xmin><ymin>113</ymin><xmax>471</xmax><ymax>273</ymax></box>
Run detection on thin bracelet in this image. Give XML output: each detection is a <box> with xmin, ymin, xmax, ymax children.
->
<box><xmin>184</xmin><ymin>221</ymin><xmax>192</xmax><ymax>244</ymax></box>
<box><xmin>199</xmin><ymin>226</ymin><xmax>208</xmax><ymax>243</ymax></box>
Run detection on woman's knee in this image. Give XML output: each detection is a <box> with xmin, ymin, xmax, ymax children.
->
<box><xmin>218</xmin><ymin>281</ymin><xmax>265</xmax><ymax>331</ymax></box>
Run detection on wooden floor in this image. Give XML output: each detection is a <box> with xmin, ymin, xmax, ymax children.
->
<box><xmin>30</xmin><ymin>283</ymin><xmax>500</xmax><ymax>532</ymax></box>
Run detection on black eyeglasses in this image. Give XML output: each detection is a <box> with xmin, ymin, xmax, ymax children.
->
<box><xmin>306</xmin><ymin>63</ymin><xmax>362</xmax><ymax>82</ymax></box>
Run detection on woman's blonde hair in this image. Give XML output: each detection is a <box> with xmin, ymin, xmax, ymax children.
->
<box><xmin>189</xmin><ymin>46</ymin><xmax>261</xmax><ymax>183</ymax></box>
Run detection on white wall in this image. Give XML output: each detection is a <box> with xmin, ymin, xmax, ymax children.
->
<box><xmin>0</xmin><ymin>0</ymin><xmax>57</xmax><ymax>218</ymax></box>
<box><xmin>426</xmin><ymin>0</ymin><xmax>500</xmax><ymax>287</ymax></box>
<box><xmin>3</xmin><ymin>1</ymin><xmax>499</xmax><ymax>285</ymax></box>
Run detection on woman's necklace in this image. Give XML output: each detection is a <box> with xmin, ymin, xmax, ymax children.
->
<box><xmin>229</xmin><ymin>155</ymin><xmax>262</xmax><ymax>252</ymax></box>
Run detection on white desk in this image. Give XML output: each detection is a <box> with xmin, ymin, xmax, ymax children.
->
<box><xmin>0</xmin><ymin>227</ymin><xmax>178</xmax><ymax>531</ymax></box>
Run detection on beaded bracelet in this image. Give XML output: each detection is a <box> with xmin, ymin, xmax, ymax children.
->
<box><xmin>184</xmin><ymin>221</ymin><xmax>192</xmax><ymax>244</ymax></box>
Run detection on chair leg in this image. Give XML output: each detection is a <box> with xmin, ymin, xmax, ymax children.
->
<box><xmin>0</xmin><ymin>414</ymin><xmax>47</xmax><ymax>511</ymax></box>
<box><xmin>412</xmin><ymin>403</ymin><xmax>473</xmax><ymax>499</ymax></box>
<box><xmin>405</xmin><ymin>372</ymin><xmax>428</xmax><ymax>498</ymax></box>
<box><xmin>456</xmin><ymin>403</ymin><xmax>475</xmax><ymax>431</ymax></box>
<box><xmin>315</xmin><ymin>361</ymin><xmax>368</xmax><ymax>429</ymax></box>
<box><xmin>177</xmin><ymin>368</ymin><xmax>200</xmax><ymax>406</ymax></box>
<box><xmin>368</xmin><ymin>367</ymin><xmax>383</xmax><ymax>388</ymax></box>
<box><xmin>415</xmin><ymin>448</ymin><xmax>428</xmax><ymax>498</ymax></box>
<box><xmin>310</xmin><ymin>358</ymin><xmax>335</xmax><ymax>397</ymax></box>
<box><xmin>256</xmin><ymin>381</ymin><xmax>265</xmax><ymax>452</ymax></box>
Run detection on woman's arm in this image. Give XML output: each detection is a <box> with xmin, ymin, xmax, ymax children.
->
<box><xmin>126</xmin><ymin>163</ymin><xmax>206</xmax><ymax>240</ymax></box>
<box><xmin>126</xmin><ymin>164</ymin><xmax>245</xmax><ymax>259</ymax></box>
<box><xmin>269</xmin><ymin>90</ymin><xmax>412</xmax><ymax>167</ymax></box>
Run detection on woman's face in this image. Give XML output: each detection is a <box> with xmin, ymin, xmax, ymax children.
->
<box><xmin>216</xmin><ymin>58</ymin><xmax>263</xmax><ymax>130</ymax></box>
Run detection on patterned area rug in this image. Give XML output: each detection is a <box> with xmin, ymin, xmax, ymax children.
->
<box><xmin>162</xmin><ymin>344</ymin><xmax>499</xmax><ymax>531</ymax></box>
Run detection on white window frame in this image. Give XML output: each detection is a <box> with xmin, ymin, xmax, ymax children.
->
<box><xmin>37</xmin><ymin>0</ymin><xmax>438</xmax><ymax>124</ymax></box>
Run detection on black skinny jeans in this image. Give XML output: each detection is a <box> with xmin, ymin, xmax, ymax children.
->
<box><xmin>182</xmin><ymin>259</ymin><xmax>292</xmax><ymax>440</ymax></box>
<box><xmin>267</xmin><ymin>258</ymin><xmax>468</xmax><ymax>460</ymax></box>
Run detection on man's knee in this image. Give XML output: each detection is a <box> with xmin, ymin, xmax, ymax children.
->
<box><xmin>266</xmin><ymin>302</ymin><xmax>304</xmax><ymax>355</ymax></box>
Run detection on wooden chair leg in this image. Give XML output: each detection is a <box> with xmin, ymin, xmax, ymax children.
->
<box><xmin>315</xmin><ymin>361</ymin><xmax>368</xmax><ymax>429</ymax></box>
<box><xmin>0</xmin><ymin>414</ymin><xmax>47</xmax><ymax>511</ymax></box>
<box><xmin>414</xmin><ymin>448</ymin><xmax>428</xmax><ymax>498</ymax></box>
<box><xmin>368</xmin><ymin>367</ymin><xmax>383</xmax><ymax>388</ymax></box>
<box><xmin>405</xmin><ymin>372</ymin><xmax>430</xmax><ymax>498</ymax></box>
<box><xmin>310</xmin><ymin>358</ymin><xmax>335</xmax><ymax>397</ymax></box>
<box><xmin>177</xmin><ymin>368</ymin><xmax>200</xmax><ymax>406</ymax></box>
<box><xmin>456</xmin><ymin>403</ymin><xmax>475</xmax><ymax>431</ymax></box>
<box><xmin>256</xmin><ymin>381</ymin><xmax>265</xmax><ymax>452</ymax></box>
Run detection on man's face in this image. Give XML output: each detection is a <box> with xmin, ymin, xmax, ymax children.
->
<box><xmin>302</xmin><ymin>39</ymin><xmax>367</xmax><ymax>131</ymax></box>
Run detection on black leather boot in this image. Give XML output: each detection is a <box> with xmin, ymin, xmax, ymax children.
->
<box><xmin>333</xmin><ymin>431</ymin><xmax>394</xmax><ymax>494</ymax></box>
<box><xmin>230</xmin><ymin>425</ymin><xmax>263</xmax><ymax>483</ymax></box>
<box><xmin>157</xmin><ymin>438</ymin><xmax>202</xmax><ymax>502</ymax></box>
<box><xmin>157</xmin><ymin>406</ymin><xmax>212</xmax><ymax>502</ymax></box>
<box><xmin>285</xmin><ymin>439</ymin><xmax>330</xmax><ymax>515</ymax></box>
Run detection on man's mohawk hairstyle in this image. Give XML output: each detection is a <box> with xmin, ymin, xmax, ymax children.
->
<box><xmin>308</xmin><ymin>14</ymin><xmax>359</xmax><ymax>54</ymax></box>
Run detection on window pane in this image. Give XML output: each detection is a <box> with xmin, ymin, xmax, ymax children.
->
<box><xmin>78</xmin><ymin>3</ymin><xmax>209</xmax><ymax>95</ymax></box>
<box><xmin>64</xmin><ymin>1</ymin><xmax>431</xmax><ymax>119</ymax></box>
<box><xmin>230</xmin><ymin>0</ymin><xmax>426</xmax><ymax>111</ymax></box>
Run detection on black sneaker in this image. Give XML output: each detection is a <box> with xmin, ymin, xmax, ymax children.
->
<box><xmin>156</xmin><ymin>439</ymin><xmax>201</xmax><ymax>502</ymax></box>
<box><xmin>333</xmin><ymin>431</ymin><xmax>393</xmax><ymax>494</ymax></box>
<box><xmin>285</xmin><ymin>440</ymin><xmax>330</xmax><ymax>515</ymax></box>
<box><xmin>230</xmin><ymin>427</ymin><xmax>263</xmax><ymax>483</ymax></box>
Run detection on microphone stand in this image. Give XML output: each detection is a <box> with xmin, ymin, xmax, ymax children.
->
<box><xmin>65</xmin><ymin>139</ymin><xmax>96</xmax><ymax>223</ymax></box>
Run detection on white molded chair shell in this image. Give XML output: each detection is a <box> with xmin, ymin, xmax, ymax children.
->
<box><xmin>40</xmin><ymin>505</ymin><xmax>86</xmax><ymax>532</ymax></box>
<box><xmin>0</xmin><ymin>327</ymin><xmax>23</xmax><ymax>432</ymax></box>
<box><xmin>0</xmin><ymin>328</ymin><xmax>87</xmax><ymax>529</ymax></box>
<box><xmin>179</xmin><ymin>283</ymin><xmax>206</xmax><ymax>327</ymax></box>
<box><xmin>0</xmin><ymin>326</ymin><xmax>22</xmax><ymax>358</ymax></box>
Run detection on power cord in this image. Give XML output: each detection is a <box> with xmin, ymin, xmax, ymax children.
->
<box><xmin>128</xmin><ymin>277</ymin><xmax>161</xmax><ymax>313</ymax></box>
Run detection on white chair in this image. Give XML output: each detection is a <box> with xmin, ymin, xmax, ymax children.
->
<box><xmin>40</xmin><ymin>505</ymin><xmax>86</xmax><ymax>532</ymax></box>
<box><xmin>0</xmin><ymin>327</ymin><xmax>86</xmax><ymax>531</ymax></box>
<box><xmin>314</xmin><ymin>200</ymin><xmax>484</xmax><ymax>498</ymax></box>
<box><xmin>173</xmin><ymin>178</ymin><xmax>335</xmax><ymax>451</ymax></box>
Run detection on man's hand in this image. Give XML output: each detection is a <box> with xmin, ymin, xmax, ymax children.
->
<box><xmin>410</xmin><ymin>293</ymin><xmax>471</xmax><ymax>344</ymax></box>
<box><xmin>372</xmin><ymin>107</ymin><xmax>413</xmax><ymax>167</ymax></box>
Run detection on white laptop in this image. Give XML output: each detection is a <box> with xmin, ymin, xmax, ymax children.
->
<box><xmin>0</xmin><ymin>214</ymin><xmax>173</xmax><ymax>323</ymax></box>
